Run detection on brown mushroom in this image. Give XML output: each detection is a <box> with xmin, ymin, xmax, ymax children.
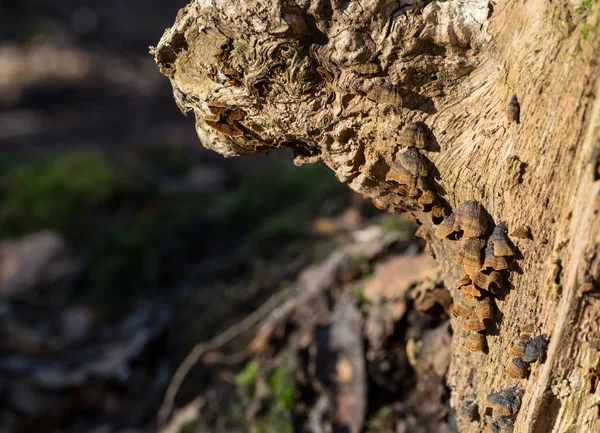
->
<box><xmin>435</xmin><ymin>213</ymin><xmax>457</xmax><ymax>239</ymax></box>
<box><xmin>463</xmin><ymin>312</ymin><xmax>486</xmax><ymax>332</ymax></box>
<box><xmin>456</xmin><ymin>238</ymin><xmax>486</xmax><ymax>275</ymax></box>
<box><xmin>506</xmin><ymin>357</ymin><xmax>529</xmax><ymax>379</ymax></box>
<box><xmin>454</xmin><ymin>201</ymin><xmax>488</xmax><ymax>238</ymax></box>
<box><xmin>509</xmin><ymin>339</ymin><xmax>529</xmax><ymax>358</ymax></box>
<box><xmin>464</xmin><ymin>333</ymin><xmax>486</xmax><ymax>353</ymax></box>
<box><xmin>490</xmin><ymin>222</ymin><xmax>515</xmax><ymax>256</ymax></box>
<box><xmin>483</xmin><ymin>244</ymin><xmax>510</xmax><ymax>271</ymax></box>
<box><xmin>451</xmin><ymin>303</ymin><xmax>473</xmax><ymax>318</ymax></box>
<box><xmin>476</xmin><ymin>296</ymin><xmax>494</xmax><ymax>321</ymax></box>
<box><xmin>398</xmin><ymin>122</ymin><xmax>430</xmax><ymax>149</ymax></box>
<box><xmin>397</xmin><ymin>148</ymin><xmax>429</xmax><ymax>177</ymax></box>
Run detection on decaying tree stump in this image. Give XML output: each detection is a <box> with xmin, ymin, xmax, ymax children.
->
<box><xmin>152</xmin><ymin>0</ymin><xmax>600</xmax><ymax>431</ymax></box>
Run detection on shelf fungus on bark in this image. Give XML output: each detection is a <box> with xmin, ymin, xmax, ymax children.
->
<box><xmin>397</xmin><ymin>147</ymin><xmax>430</xmax><ymax>177</ymax></box>
<box><xmin>483</xmin><ymin>244</ymin><xmax>510</xmax><ymax>271</ymax></box>
<box><xmin>507</xmin><ymin>94</ymin><xmax>520</xmax><ymax>124</ymax></box>
<box><xmin>367</xmin><ymin>83</ymin><xmax>406</xmax><ymax>106</ymax></box>
<box><xmin>523</xmin><ymin>334</ymin><xmax>549</xmax><ymax>363</ymax></box>
<box><xmin>203</xmin><ymin>104</ymin><xmax>247</xmax><ymax>137</ymax></box>
<box><xmin>435</xmin><ymin>213</ymin><xmax>457</xmax><ymax>239</ymax></box>
<box><xmin>385</xmin><ymin>161</ymin><xmax>421</xmax><ymax>197</ymax></box>
<box><xmin>204</xmin><ymin>119</ymin><xmax>245</xmax><ymax>137</ymax></box>
<box><xmin>351</xmin><ymin>63</ymin><xmax>381</xmax><ymax>77</ymax></box>
<box><xmin>518</xmin><ymin>324</ymin><xmax>534</xmax><ymax>340</ymax></box>
<box><xmin>370</xmin><ymin>197</ymin><xmax>388</xmax><ymax>211</ymax></box>
<box><xmin>398</xmin><ymin>122</ymin><xmax>431</xmax><ymax>149</ymax></box>
<box><xmin>470</xmin><ymin>270</ymin><xmax>504</xmax><ymax>293</ymax></box>
<box><xmin>454</xmin><ymin>201</ymin><xmax>488</xmax><ymax>238</ymax></box>
<box><xmin>485</xmin><ymin>386</ymin><xmax>524</xmax><ymax>417</ymax></box>
<box><xmin>476</xmin><ymin>296</ymin><xmax>493</xmax><ymax>321</ymax></box>
<box><xmin>509</xmin><ymin>339</ymin><xmax>530</xmax><ymax>358</ymax></box>
<box><xmin>461</xmin><ymin>283</ymin><xmax>482</xmax><ymax>299</ymax></box>
<box><xmin>506</xmin><ymin>357</ymin><xmax>529</xmax><ymax>379</ymax></box>
<box><xmin>520</xmin><ymin>324</ymin><xmax>535</xmax><ymax>334</ymax></box>
<box><xmin>451</xmin><ymin>303</ymin><xmax>472</xmax><ymax>318</ymax></box>
<box><xmin>490</xmin><ymin>222</ymin><xmax>515</xmax><ymax>257</ymax></box>
<box><xmin>456</xmin><ymin>238</ymin><xmax>486</xmax><ymax>275</ymax></box>
<box><xmin>464</xmin><ymin>333</ymin><xmax>486</xmax><ymax>353</ymax></box>
<box><xmin>386</xmin><ymin>162</ymin><xmax>417</xmax><ymax>187</ymax></box>
<box><xmin>463</xmin><ymin>312</ymin><xmax>487</xmax><ymax>332</ymax></box>
<box><xmin>458</xmin><ymin>273</ymin><xmax>472</xmax><ymax>287</ymax></box>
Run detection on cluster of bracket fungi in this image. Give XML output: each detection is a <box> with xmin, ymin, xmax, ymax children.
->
<box><xmin>484</xmin><ymin>386</ymin><xmax>524</xmax><ymax>432</ymax></box>
<box><xmin>482</xmin><ymin>332</ymin><xmax>547</xmax><ymax>432</ymax></box>
<box><xmin>381</xmin><ymin>96</ymin><xmax>545</xmax><ymax>432</ymax></box>
<box><xmin>376</xmin><ymin>121</ymin><xmax>449</xmax><ymax>222</ymax></box>
<box><xmin>506</xmin><ymin>329</ymin><xmax>549</xmax><ymax>380</ymax></box>
<box><xmin>437</xmin><ymin>203</ymin><xmax>516</xmax><ymax>354</ymax></box>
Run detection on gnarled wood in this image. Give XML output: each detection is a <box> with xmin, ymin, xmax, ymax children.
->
<box><xmin>152</xmin><ymin>0</ymin><xmax>600</xmax><ymax>431</ymax></box>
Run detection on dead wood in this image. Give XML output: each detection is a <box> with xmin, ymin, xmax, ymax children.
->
<box><xmin>152</xmin><ymin>1</ymin><xmax>600</xmax><ymax>431</ymax></box>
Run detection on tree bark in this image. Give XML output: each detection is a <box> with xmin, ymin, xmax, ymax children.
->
<box><xmin>152</xmin><ymin>0</ymin><xmax>600</xmax><ymax>432</ymax></box>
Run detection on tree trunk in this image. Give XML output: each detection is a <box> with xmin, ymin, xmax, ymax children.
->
<box><xmin>152</xmin><ymin>0</ymin><xmax>600</xmax><ymax>431</ymax></box>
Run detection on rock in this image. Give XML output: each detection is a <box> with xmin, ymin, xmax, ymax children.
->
<box><xmin>0</xmin><ymin>231</ymin><xmax>75</xmax><ymax>298</ymax></box>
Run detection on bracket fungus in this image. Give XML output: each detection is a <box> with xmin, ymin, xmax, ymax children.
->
<box><xmin>464</xmin><ymin>333</ymin><xmax>486</xmax><ymax>353</ymax></box>
<box><xmin>435</xmin><ymin>213</ymin><xmax>458</xmax><ymax>239</ymax></box>
<box><xmin>483</xmin><ymin>244</ymin><xmax>510</xmax><ymax>271</ymax></box>
<box><xmin>470</xmin><ymin>271</ymin><xmax>504</xmax><ymax>293</ymax></box>
<box><xmin>386</xmin><ymin>162</ymin><xmax>418</xmax><ymax>193</ymax></box>
<box><xmin>451</xmin><ymin>303</ymin><xmax>473</xmax><ymax>318</ymax></box>
<box><xmin>463</xmin><ymin>312</ymin><xmax>487</xmax><ymax>332</ymax></box>
<box><xmin>506</xmin><ymin>357</ymin><xmax>529</xmax><ymax>379</ymax></box>
<box><xmin>398</xmin><ymin>122</ymin><xmax>431</xmax><ymax>149</ymax></box>
<box><xmin>509</xmin><ymin>339</ymin><xmax>529</xmax><ymax>358</ymax></box>
<box><xmin>485</xmin><ymin>387</ymin><xmax>524</xmax><ymax>417</ymax></box>
<box><xmin>475</xmin><ymin>296</ymin><xmax>493</xmax><ymax>321</ymax></box>
<box><xmin>454</xmin><ymin>201</ymin><xmax>488</xmax><ymax>238</ymax></box>
<box><xmin>461</xmin><ymin>283</ymin><xmax>483</xmax><ymax>299</ymax></box>
<box><xmin>397</xmin><ymin>148</ymin><xmax>430</xmax><ymax>177</ymax></box>
<box><xmin>523</xmin><ymin>334</ymin><xmax>549</xmax><ymax>363</ymax></box>
<box><xmin>456</xmin><ymin>238</ymin><xmax>486</xmax><ymax>275</ymax></box>
<box><xmin>490</xmin><ymin>222</ymin><xmax>515</xmax><ymax>257</ymax></box>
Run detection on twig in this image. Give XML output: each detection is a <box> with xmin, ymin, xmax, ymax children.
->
<box><xmin>157</xmin><ymin>287</ymin><xmax>292</xmax><ymax>427</ymax></box>
<box><xmin>202</xmin><ymin>349</ymin><xmax>250</xmax><ymax>366</ymax></box>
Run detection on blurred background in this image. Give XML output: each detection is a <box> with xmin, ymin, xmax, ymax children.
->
<box><xmin>0</xmin><ymin>2</ymin><xmax>455</xmax><ymax>433</ymax></box>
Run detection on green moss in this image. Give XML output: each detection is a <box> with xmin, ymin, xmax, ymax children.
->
<box><xmin>312</xmin><ymin>239</ymin><xmax>340</xmax><ymax>262</ymax></box>
<box><xmin>179</xmin><ymin>420</ymin><xmax>199</xmax><ymax>433</ymax></box>
<box><xmin>235</xmin><ymin>355</ymin><xmax>295</xmax><ymax>433</ymax></box>
<box><xmin>578</xmin><ymin>0</ymin><xmax>594</xmax><ymax>17</ymax></box>
<box><xmin>0</xmin><ymin>148</ymin><xmax>348</xmax><ymax>317</ymax></box>
<box><xmin>378</xmin><ymin>214</ymin><xmax>412</xmax><ymax>233</ymax></box>
<box><xmin>352</xmin><ymin>286</ymin><xmax>374</xmax><ymax>308</ymax></box>
<box><xmin>207</xmin><ymin>163</ymin><xmax>343</xmax><ymax>229</ymax></box>
<box><xmin>0</xmin><ymin>151</ymin><xmax>121</xmax><ymax>239</ymax></box>
<box><xmin>351</xmin><ymin>255</ymin><xmax>369</xmax><ymax>270</ymax></box>
<box><xmin>266</xmin><ymin>361</ymin><xmax>295</xmax><ymax>412</ymax></box>
<box><xmin>582</xmin><ymin>22</ymin><xmax>592</xmax><ymax>39</ymax></box>
<box><xmin>236</xmin><ymin>360</ymin><xmax>260</xmax><ymax>388</ymax></box>
<box><xmin>367</xmin><ymin>406</ymin><xmax>395</xmax><ymax>433</ymax></box>
<box><xmin>137</xmin><ymin>145</ymin><xmax>199</xmax><ymax>176</ymax></box>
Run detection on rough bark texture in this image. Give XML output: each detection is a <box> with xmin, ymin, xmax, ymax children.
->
<box><xmin>152</xmin><ymin>0</ymin><xmax>600</xmax><ymax>432</ymax></box>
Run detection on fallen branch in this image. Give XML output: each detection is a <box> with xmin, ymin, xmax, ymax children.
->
<box><xmin>157</xmin><ymin>286</ymin><xmax>292</xmax><ymax>427</ymax></box>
